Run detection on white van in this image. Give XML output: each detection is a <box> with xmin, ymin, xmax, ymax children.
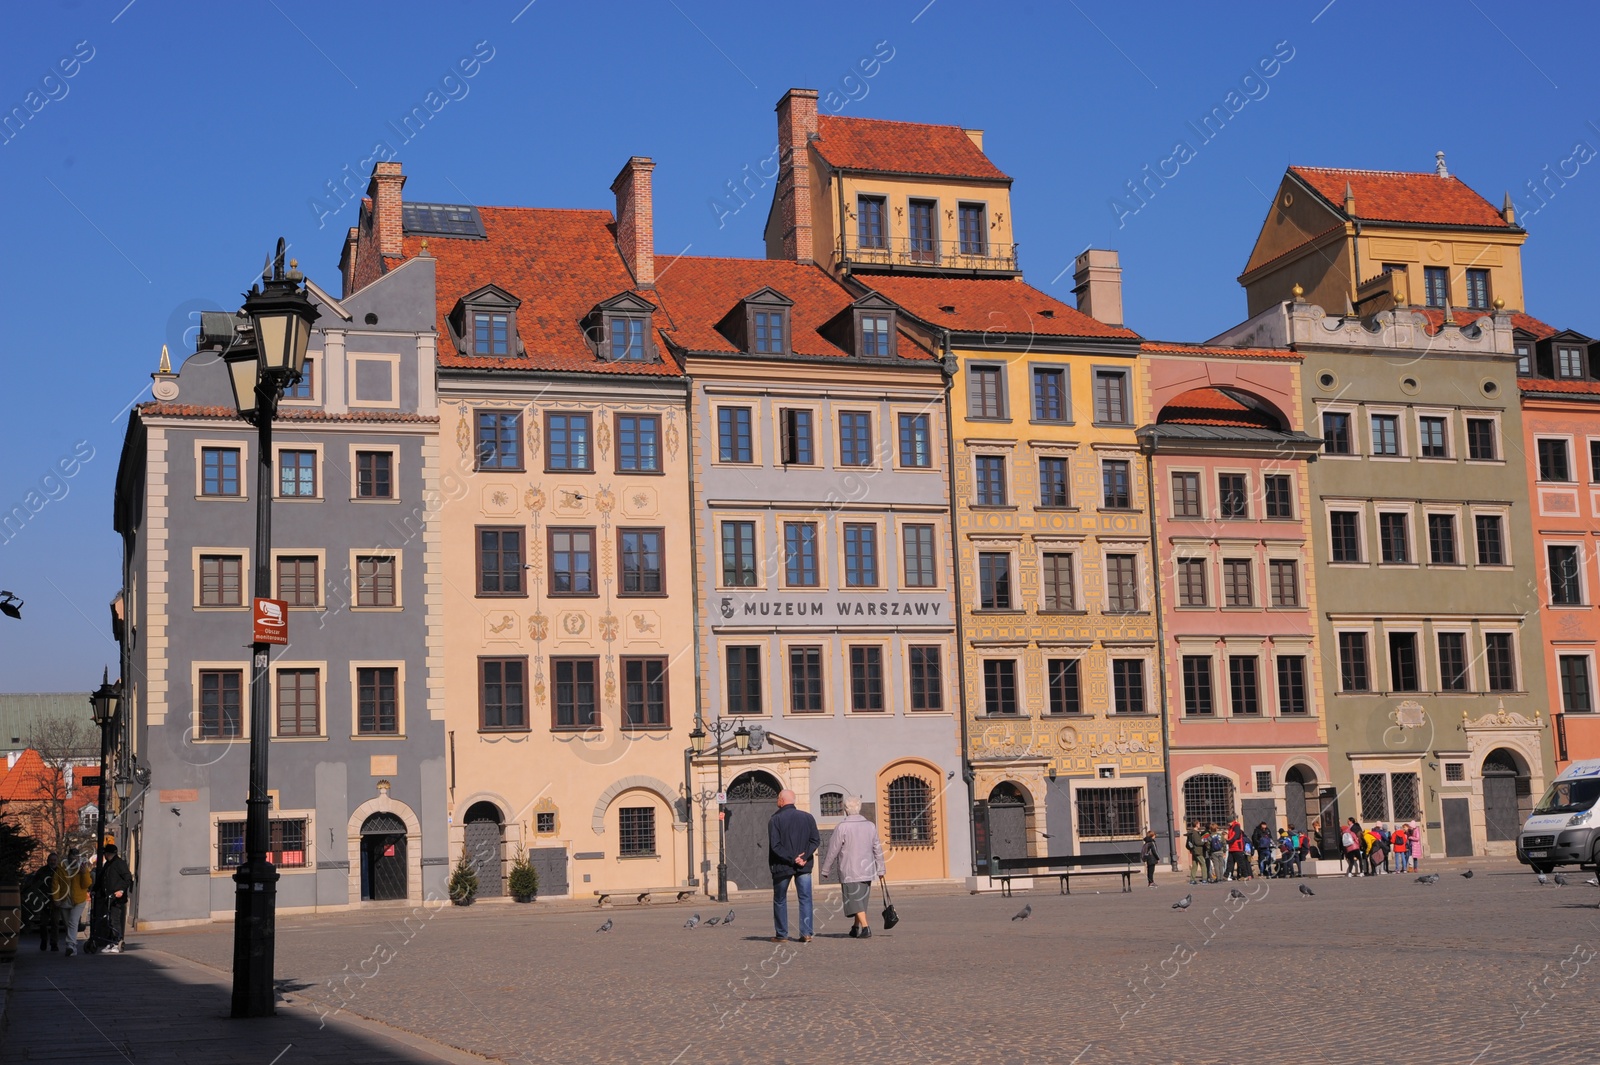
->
<box><xmin>1519</xmin><ymin>759</ymin><xmax>1600</xmax><ymax>872</ymax></box>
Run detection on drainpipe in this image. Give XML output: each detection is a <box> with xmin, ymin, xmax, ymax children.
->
<box><xmin>683</xmin><ymin>370</ymin><xmax>708</xmax><ymax>893</ymax></box>
<box><xmin>1142</xmin><ymin>430</ymin><xmax>1179</xmax><ymax>871</ymax></box>
<box><xmin>939</xmin><ymin>330</ymin><xmax>978</xmax><ymax>875</ymax></box>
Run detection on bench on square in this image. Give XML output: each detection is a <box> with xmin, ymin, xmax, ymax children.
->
<box><xmin>989</xmin><ymin>853</ymin><xmax>1137</xmax><ymax>896</ymax></box>
<box><xmin>593</xmin><ymin>887</ymin><xmax>695</xmax><ymax>907</ymax></box>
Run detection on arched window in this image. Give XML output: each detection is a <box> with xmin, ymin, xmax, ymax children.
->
<box><xmin>887</xmin><ymin>775</ymin><xmax>934</xmax><ymax>845</ymax></box>
<box><xmin>1182</xmin><ymin>774</ymin><xmax>1236</xmax><ymax>827</ymax></box>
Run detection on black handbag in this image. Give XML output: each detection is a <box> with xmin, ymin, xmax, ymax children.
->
<box><xmin>879</xmin><ymin>876</ymin><xmax>899</xmax><ymax>929</ymax></box>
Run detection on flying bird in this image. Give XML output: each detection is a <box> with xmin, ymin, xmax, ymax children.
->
<box><xmin>1299</xmin><ymin>884</ymin><xmax>1315</xmax><ymax>898</ymax></box>
<box><xmin>1555</xmin><ymin>873</ymin><xmax>1570</xmax><ymax>887</ymax></box>
<box><xmin>596</xmin><ymin>918</ymin><xmax>613</xmax><ymax>933</ymax></box>
<box><xmin>1172</xmin><ymin>894</ymin><xmax>1193</xmax><ymax>910</ymax></box>
<box><xmin>1461</xmin><ymin>870</ymin><xmax>1474</xmax><ymax>879</ymax></box>
<box><xmin>1012</xmin><ymin>904</ymin><xmax>1032</xmax><ymax>921</ymax></box>
<box><xmin>684</xmin><ymin>913</ymin><xmax>702</xmax><ymax>928</ymax></box>
<box><xmin>1228</xmin><ymin>888</ymin><xmax>1247</xmax><ymax>900</ymax></box>
<box><xmin>1416</xmin><ymin>874</ymin><xmax>1439</xmax><ymax>884</ymax></box>
<box><xmin>705</xmin><ymin>916</ymin><xmax>721</xmax><ymax>926</ymax></box>
<box><xmin>723</xmin><ymin>910</ymin><xmax>736</xmax><ymax>925</ymax></box>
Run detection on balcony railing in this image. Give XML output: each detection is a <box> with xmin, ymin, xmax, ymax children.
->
<box><xmin>839</xmin><ymin>236</ymin><xmax>1019</xmax><ymax>274</ymax></box>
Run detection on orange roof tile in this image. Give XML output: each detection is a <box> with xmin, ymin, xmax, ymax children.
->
<box><xmin>402</xmin><ymin>207</ymin><xmax>683</xmax><ymax>377</ymax></box>
<box><xmin>651</xmin><ymin>255</ymin><xmax>932</xmax><ymax>361</ymax></box>
<box><xmin>859</xmin><ymin>275</ymin><xmax>1138</xmax><ymax>340</ymax></box>
<box><xmin>1289</xmin><ymin>166</ymin><xmax>1511</xmax><ymax>229</ymax></box>
<box><xmin>814</xmin><ymin>115</ymin><xmax>1009</xmax><ymax>181</ymax></box>
<box><xmin>1413</xmin><ymin>309</ymin><xmax>1559</xmax><ymax>338</ymax></box>
<box><xmin>1519</xmin><ymin>378</ymin><xmax>1600</xmax><ymax>396</ymax></box>
<box><xmin>1141</xmin><ymin>341</ymin><xmax>1300</xmax><ymax>361</ymax></box>
<box><xmin>1157</xmin><ymin>386</ymin><xmax>1283</xmax><ymax>429</ymax></box>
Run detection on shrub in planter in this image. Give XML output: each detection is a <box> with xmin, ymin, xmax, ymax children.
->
<box><xmin>448</xmin><ymin>850</ymin><xmax>479</xmax><ymax>906</ymax></box>
<box><xmin>508</xmin><ymin>850</ymin><xmax>539</xmax><ymax>903</ymax></box>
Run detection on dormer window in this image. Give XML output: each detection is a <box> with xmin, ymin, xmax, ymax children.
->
<box><xmin>860</xmin><ymin>313</ymin><xmax>892</xmax><ymax>357</ymax></box>
<box><xmin>450</xmin><ymin>284</ymin><xmax>522</xmax><ymax>358</ymax></box>
<box><xmin>754</xmin><ymin>311</ymin><xmax>785</xmax><ymax>354</ymax></box>
<box><xmin>611</xmin><ymin>317</ymin><xmax>647</xmax><ymax>361</ymax></box>
<box><xmin>474</xmin><ymin>311</ymin><xmax>510</xmax><ymax>356</ymax></box>
<box><xmin>824</xmin><ymin>292</ymin><xmax>900</xmax><ymax>360</ymax></box>
<box><xmin>585</xmin><ymin>291</ymin><xmax>658</xmax><ymax>363</ymax></box>
<box><xmin>716</xmin><ymin>287</ymin><xmax>794</xmax><ymax>357</ymax></box>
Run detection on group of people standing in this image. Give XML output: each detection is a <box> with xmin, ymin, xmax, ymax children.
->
<box><xmin>1339</xmin><ymin>818</ymin><xmax>1421</xmax><ymax>876</ymax></box>
<box><xmin>25</xmin><ymin>844</ymin><xmax>134</xmax><ymax>955</ymax></box>
<box><xmin>1183</xmin><ymin>820</ymin><xmax>1312</xmax><ymax>883</ymax></box>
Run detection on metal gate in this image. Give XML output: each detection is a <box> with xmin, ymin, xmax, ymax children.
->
<box><xmin>1442</xmin><ymin>797</ymin><xmax>1474</xmax><ymax>857</ymax></box>
<box><xmin>721</xmin><ymin>772</ymin><xmax>780</xmax><ymax>891</ymax></box>
<box><xmin>1316</xmin><ymin>788</ymin><xmax>1341</xmax><ymax>859</ymax></box>
<box><xmin>987</xmin><ymin>784</ymin><xmax>1028</xmax><ymax>860</ymax></box>
<box><xmin>464</xmin><ymin>819</ymin><xmax>504</xmax><ymax>897</ymax></box>
<box><xmin>529</xmin><ymin>846</ymin><xmax>568</xmax><ymax>897</ymax></box>
<box><xmin>1483</xmin><ymin>773</ymin><xmax>1520</xmax><ymax>842</ymax></box>
<box><xmin>1241</xmin><ymin>798</ymin><xmax>1276</xmax><ymax>837</ymax></box>
<box><xmin>361</xmin><ymin>813</ymin><xmax>408</xmax><ymax>901</ymax></box>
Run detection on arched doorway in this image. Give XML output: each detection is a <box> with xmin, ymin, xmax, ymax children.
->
<box><xmin>360</xmin><ymin>812</ymin><xmax>408</xmax><ymax>901</ymax></box>
<box><xmin>722</xmin><ymin>770</ymin><xmax>781</xmax><ymax>892</ymax></box>
<box><xmin>986</xmin><ymin>782</ymin><xmax>1029</xmax><ymax>862</ymax></box>
<box><xmin>1483</xmin><ymin>747</ymin><xmax>1531</xmax><ymax>842</ymax></box>
<box><xmin>463</xmin><ymin>801</ymin><xmax>505</xmax><ymax>898</ymax></box>
<box><xmin>1181</xmin><ymin>773</ymin><xmax>1237</xmax><ymax>829</ymax></box>
<box><xmin>1284</xmin><ymin>765</ymin><xmax>1320</xmax><ymax>833</ymax></box>
<box><xmin>880</xmin><ymin>761</ymin><xmax>945</xmax><ymax>881</ymax></box>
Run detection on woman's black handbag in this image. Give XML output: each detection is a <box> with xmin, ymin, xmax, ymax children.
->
<box><xmin>879</xmin><ymin>876</ymin><xmax>899</xmax><ymax>929</ymax></box>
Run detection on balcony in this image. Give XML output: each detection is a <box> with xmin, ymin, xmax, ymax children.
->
<box><xmin>839</xmin><ymin>236</ymin><xmax>1020</xmax><ymax>276</ymax></box>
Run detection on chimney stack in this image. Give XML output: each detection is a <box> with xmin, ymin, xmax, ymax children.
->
<box><xmin>774</xmin><ymin>88</ymin><xmax>819</xmax><ymax>263</ymax></box>
<box><xmin>612</xmin><ymin>156</ymin><xmax>656</xmax><ymax>288</ymax></box>
<box><xmin>368</xmin><ymin>161</ymin><xmax>406</xmax><ymax>259</ymax></box>
<box><xmin>1072</xmin><ymin>249</ymin><xmax>1124</xmax><ymax>328</ymax></box>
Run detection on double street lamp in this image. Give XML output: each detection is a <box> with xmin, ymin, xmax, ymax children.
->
<box><xmin>688</xmin><ymin>717</ymin><xmax>749</xmax><ymax>903</ymax></box>
<box><xmin>219</xmin><ymin>240</ymin><xmax>320</xmax><ymax>1018</ymax></box>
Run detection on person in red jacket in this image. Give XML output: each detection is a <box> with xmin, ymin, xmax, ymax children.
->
<box><xmin>1225</xmin><ymin>820</ymin><xmax>1251</xmax><ymax>881</ymax></box>
<box><xmin>1391</xmin><ymin>824</ymin><xmax>1410</xmax><ymax>874</ymax></box>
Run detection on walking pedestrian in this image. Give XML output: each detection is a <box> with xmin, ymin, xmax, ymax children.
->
<box><xmin>97</xmin><ymin>843</ymin><xmax>135</xmax><ymax>953</ymax></box>
<box><xmin>1141</xmin><ymin>830</ymin><xmax>1160</xmax><ymax>887</ymax></box>
<box><xmin>55</xmin><ymin>848</ymin><xmax>93</xmax><ymax>956</ymax></box>
<box><xmin>29</xmin><ymin>853</ymin><xmax>61</xmax><ymax>952</ymax></box>
<box><xmin>818</xmin><ymin>796</ymin><xmax>885</xmax><ymax>939</ymax></box>
<box><xmin>1185</xmin><ymin>821</ymin><xmax>1205</xmax><ymax>884</ymax></box>
<box><xmin>1342</xmin><ymin>820</ymin><xmax>1361</xmax><ymax>877</ymax></box>
<box><xmin>767</xmin><ymin>789</ymin><xmax>819</xmax><ymax>943</ymax></box>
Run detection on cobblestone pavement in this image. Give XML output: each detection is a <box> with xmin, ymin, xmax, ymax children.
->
<box><xmin>101</xmin><ymin>858</ymin><xmax>1600</xmax><ymax>1065</ymax></box>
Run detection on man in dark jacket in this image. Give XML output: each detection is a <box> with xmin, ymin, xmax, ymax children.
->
<box><xmin>97</xmin><ymin>844</ymin><xmax>135</xmax><ymax>953</ymax></box>
<box><xmin>767</xmin><ymin>789</ymin><xmax>819</xmax><ymax>943</ymax></box>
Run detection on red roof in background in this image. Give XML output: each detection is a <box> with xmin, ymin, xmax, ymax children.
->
<box><xmin>403</xmin><ymin>207</ymin><xmax>682</xmax><ymax>377</ymax></box>
<box><xmin>651</xmin><ymin>256</ymin><xmax>932</xmax><ymax>361</ymax></box>
<box><xmin>813</xmin><ymin>115</ymin><xmax>1009</xmax><ymax>181</ymax></box>
<box><xmin>859</xmin><ymin>275</ymin><xmax>1139</xmax><ymax>340</ymax></box>
<box><xmin>1157</xmin><ymin>386</ymin><xmax>1285</xmax><ymax>429</ymax></box>
<box><xmin>1414</xmin><ymin>309</ymin><xmax>1560</xmax><ymax>338</ymax></box>
<box><xmin>138</xmin><ymin>403</ymin><xmax>437</xmax><ymax>423</ymax></box>
<box><xmin>1289</xmin><ymin>166</ymin><xmax>1511</xmax><ymax>229</ymax></box>
<box><xmin>1520</xmin><ymin>378</ymin><xmax>1600</xmax><ymax>396</ymax></box>
<box><xmin>1141</xmin><ymin>341</ymin><xmax>1299</xmax><ymax>361</ymax></box>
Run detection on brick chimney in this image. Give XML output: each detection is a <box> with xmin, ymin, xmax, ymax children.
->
<box><xmin>367</xmin><ymin>161</ymin><xmax>406</xmax><ymax>259</ymax></box>
<box><xmin>1072</xmin><ymin>249</ymin><xmax>1124</xmax><ymax>328</ymax></box>
<box><xmin>611</xmin><ymin>156</ymin><xmax>656</xmax><ymax>288</ymax></box>
<box><xmin>774</xmin><ymin>88</ymin><xmax>819</xmax><ymax>263</ymax></box>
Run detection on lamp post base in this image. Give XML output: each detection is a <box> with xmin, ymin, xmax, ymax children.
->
<box><xmin>230</xmin><ymin>859</ymin><xmax>280</xmax><ymax>1018</ymax></box>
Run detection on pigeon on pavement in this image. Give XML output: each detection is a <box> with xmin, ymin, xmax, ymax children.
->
<box><xmin>1537</xmin><ymin>873</ymin><xmax>1549</xmax><ymax>886</ymax></box>
<box><xmin>1416</xmin><ymin>874</ymin><xmax>1440</xmax><ymax>884</ymax></box>
<box><xmin>1228</xmin><ymin>888</ymin><xmax>1247</xmax><ymax>900</ymax></box>
<box><xmin>596</xmin><ymin>918</ymin><xmax>613</xmax><ymax>933</ymax></box>
<box><xmin>1587</xmin><ymin>878</ymin><xmax>1599</xmax><ymax>887</ymax></box>
<box><xmin>1172</xmin><ymin>894</ymin><xmax>1193</xmax><ymax>910</ymax></box>
<box><xmin>1555</xmin><ymin>873</ymin><xmax>1570</xmax><ymax>887</ymax></box>
<box><xmin>1299</xmin><ymin>884</ymin><xmax>1315</xmax><ymax>898</ymax></box>
<box><xmin>1012</xmin><ymin>904</ymin><xmax>1032</xmax><ymax>921</ymax></box>
<box><xmin>705</xmin><ymin>916</ymin><xmax>721</xmax><ymax>926</ymax></box>
<box><xmin>684</xmin><ymin>913</ymin><xmax>701</xmax><ymax>928</ymax></box>
<box><xmin>1461</xmin><ymin>870</ymin><xmax>1474</xmax><ymax>879</ymax></box>
<box><xmin>723</xmin><ymin>910</ymin><xmax>736</xmax><ymax>925</ymax></box>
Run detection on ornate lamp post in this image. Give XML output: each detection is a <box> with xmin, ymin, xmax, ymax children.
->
<box><xmin>88</xmin><ymin>669</ymin><xmax>120</xmax><ymax>950</ymax></box>
<box><xmin>221</xmin><ymin>239</ymin><xmax>319</xmax><ymax>1018</ymax></box>
<box><xmin>689</xmin><ymin>717</ymin><xmax>749</xmax><ymax>902</ymax></box>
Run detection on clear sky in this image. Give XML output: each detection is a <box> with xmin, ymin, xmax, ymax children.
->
<box><xmin>2</xmin><ymin>0</ymin><xmax>1597</xmax><ymax>692</ymax></box>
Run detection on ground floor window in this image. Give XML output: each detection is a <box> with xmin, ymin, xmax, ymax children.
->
<box><xmin>618</xmin><ymin>806</ymin><xmax>656</xmax><ymax>857</ymax></box>
<box><xmin>1076</xmin><ymin>786</ymin><xmax>1143</xmax><ymax>839</ymax></box>
<box><xmin>216</xmin><ymin>817</ymin><xmax>308</xmax><ymax>869</ymax></box>
<box><xmin>1182</xmin><ymin>774</ymin><xmax>1236</xmax><ymax>827</ymax></box>
<box><xmin>887</xmin><ymin>775</ymin><xmax>934</xmax><ymax>845</ymax></box>
<box><xmin>1358</xmin><ymin>771</ymin><xmax>1420</xmax><ymax>822</ymax></box>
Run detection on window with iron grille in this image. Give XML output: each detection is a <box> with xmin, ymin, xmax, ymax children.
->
<box><xmin>1485</xmin><ymin>632</ymin><xmax>1517</xmax><ymax>691</ymax></box>
<box><xmin>546</xmin><ymin>413</ymin><xmax>592</xmax><ymax>471</ymax></box>
<box><xmin>1042</xmin><ymin>552</ymin><xmax>1075</xmax><ymax>611</ymax></box>
<box><xmin>857</xmin><ymin>196</ymin><xmax>886</xmax><ymax>249</ymax></box>
<box><xmin>1264</xmin><ymin>474</ymin><xmax>1293</xmax><ymax>518</ymax></box>
<box><xmin>1560</xmin><ymin>655</ymin><xmax>1593</xmax><ymax>712</ymax></box>
<box><xmin>1223</xmin><ymin>559</ymin><xmax>1252</xmax><ymax>607</ymax></box>
<box><xmin>357</xmin><ymin>667</ymin><xmax>399</xmax><ymax>734</ymax></box>
<box><xmin>1423</xmin><ymin>266</ymin><xmax>1448</xmax><ymax>308</ymax></box>
<box><xmin>721</xmin><ymin>522</ymin><xmax>757</xmax><ymax>587</ymax></box>
<box><xmin>1112</xmin><ymin>658</ymin><xmax>1145</xmax><ymax>713</ymax></box>
<box><xmin>819</xmin><ymin>792</ymin><xmax>846</xmax><ymax>818</ymax></box>
<box><xmin>974</xmin><ymin>455</ymin><xmax>1007</xmax><ymax>506</ymax></box>
<box><xmin>476</xmin><ymin>411</ymin><xmax>522</xmax><ymax>470</ymax></box>
<box><xmin>1387</xmin><ymin>632</ymin><xmax>1420</xmax><ymax>693</ymax></box>
<box><xmin>1475</xmin><ymin>515</ymin><xmax>1505</xmax><ymax>566</ymax></box>
<box><xmin>1255</xmin><ymin>770</ymin><xmax>1273</xmax><ymax>794</ymax></box>
<box><xmin>536</xmin><ymin>812</ymin><xmax>556</xmax><ymax>833</ymax></box>
<box><xmin>553</xmin><ymin>657</ymin><xmax>599</xmax><ymax>728</ymax></box>
<box><xmin>1339</xmin><ymin>632</ymin><xmax>1370</xmax><ymax>692</ymax></box>
<box><xmin>897</xmin><ymin>413</ymin><xmax>930</xmax><ymax>468</ymax></box>
<box><xmin>1438</xmin><ymin>632</ymin><xmax>1469</xmax><ymax>691</ymax></box>
<box><xmin>1033</xmin><ymin>367</ymin><xmax>1066</xmax><ymax>422</ymax></box>
<box><xmin>1427</xmin><ymin>514</ymin><xmax>1457</xmax><ymax>565</ymax></box>
<box><xmin>789</xmin><ymin>647</ymin><xmax>824</xmax><ymax>713</ymax></box>
<box><xmin>983</xmin><ymin>659</ymin><xmax>1018</xmax><ymax>715</ymax></box>
<box><xmin>550</xmin><ymin>529</ymin><xmax>596</xmax><ymax>596</ymax></box>
<box><xmin>1550</xmin><ymin>545</ymin><xmax>1584</xmax><ymax>605</ymax></box>
<box><xmin>476</xmin><ymin>529</ymin><xmax>521</xmax><ymax>597</ymax></box>
<box><xmin>1182</xmin><ymin>774</ymin><xmax>1236</xmax><ymax>827</ymax></box>
<box><xmin>276</xmin><ymin>668</ymin><xmax>320</xmax><ymax>737</ymax></box>
<box><xmin>622</xmin><ymin>657</ymin><xmax>668</xmax><ymax>728</ymax></box>
<box><xmin>1269</xmin><ymin>559</ymin><xmax>1299</xmax><ymax>607</ymax></box>
<box><xmin>726</xmin><ymin>647</ymin><xmax>762</xmax><ymax>714</ymax></box>
<box><xmin>1465</xmin><ymin>268</ymin><xmax>1490</xmax><ymax>310</ymax></box>
<box><xmin>356</xmin><ymin>451</ymin><xmax>393</xmax><ymax>498</ymax></box>
<box><xmin>1038</xmin><ymin>457</ymin><xmax>1070</xmax><ymax>508</ymax></box>
<box><xmin>1102</xmin><ymin>460</ymin><xmax>1131</xmax><ymax>509</ymax></box>
<box><xmin>199</xmin><ymin>554</ymin><xmax>243</xmax><ymax>607</ymax></box>
<box><xmin>1076</xmin><ymin>786</ymin><xmax>1142</xmax><ymax>839</ymax></box>
<box><xmin>1371</xmin><ymin>414</ymin><xmax>1400</xmax><ymax>456</ymax></box>
<box><xmin>1218</xmin><ymin>474</ymin><xmax>1248</xmax><ymax>518</ymax></box>
<box><xmin>1391</xmin><ymin>773</ymin><xmax>1419</xmax><ymax>820</ymax></box>
<box><xmin>217</xmin><ymin>818</ymin><xmax>306</xmax><ymax>870</ymax></box>
<box><xmin>618</xmin><ymin>807</ymin><xmax>656</xmax><ymax>857</ymax></box>
<box><xmin>201</xmin><ymin>447</ymin><xmax>241</xmax><ymax>496</ymax></box>
<box><xmin>1177</xmin><ymin>559</ymin><xmax>1207</xmax><ymax>607</ymax></box>
<box><xmin>1106</xmin><ymin>554</ymin><xmax>1138</xmax><ymax>613</ymax></box>
<box><xmin>616</xmin><ymin>414</ymin><xmax>661</xmax><ymax>472</ymax></box>
<box><xmin>619</xmin><ymin>529</ymin><xmax>663</xmax><ymax>595</ymax></box>
<box><xmin>216</xmin><ymin>819</ymin><xmax>246</xmax><ymax>869</ymax></box>
<box><xmin>909</xmin><ymin>646</ymin><xmax>943</xmax><ymax>711</ymax></box>
<box><xmin>1538</xmin><ymin>439</ymin><xmax>1572</xmax><ymax>482</ymax></box>
<box><xmin>279</xmin><ymin>450</ymin><xmax>316</xmax><ymax>497</ymax></box>
<box><xmin>718</xmin><ymin>407</ymin><xmax>753</xmax><ymax>463</ymax></box>
<box><xmin>1047</xmin><ymin>658</ymin><xmax>1080</xmax><ymax>714</ymax></box>
<box><xmin>849</xmin><ymin>646</ymin><xmax>885</xmax><ymax>712</ymax></box>
<box><xmin>978</xmin><ymin>552</ymin><xmax>1012</xmax><ymax>610</ymax></box>
<box><xmin>1321</xmin><ymin>412</ymin><xmax>1351</xmax><ymax>455</ymax></box>
<box><xmin>844</xmin><ymin>524</ymin><xmax>878</xmax><ymax>587</ymax></box>
<box><xmin>479</xmin><ymin>657</ymin><xmax>527</xmax><ymax>731</ymax></box>
<box><xmin>1418</xmin><ymin>416</ymin><xmax>1448</xmax><ymax>458</ymax></box>
<box><xmin>902</xmin><ymin>525</ymin><xmax>937</xmax><ymax>588</ymax></box>
<box><xmin>1229</xmin><ymin>656</ymin><xmax>1260</xmax><ymax>715</ymax></box>
<box><xmin>969</xmin><ymin>365</ymin><xmax>1005</xmax><ymax>419</ymax></box>
<box><xmin>784</xmin><ymin>522</ymin><xmax>818</xmax><ymax>587</ymax></box>
<box><xmin>1094</xmin><ymin>370</ymin><xmax>1129</xmax><ymax>424</ymax></box>
<box><xmin>1378</xmin><ymin>512</ymin><xmax>1409</xmax><ymax>564</ymax></box>
<box><xmin>887</xmin><ymin>776</ymin><xmax>934</xmax><ymax>845</ymax></box>
<box><xmin>958</xmin><ymin>203</ymin><xmax>987</xmax><ymax>255</ymax></box>
<box><xmin>1276</xmin><ymin>656</ymin><xmax>1307</xmax><ymax>715</ymax></box>
<box><xmin>1182</xmin><ymin>656</ymin><xmax>1213</xmax><ymax>715</ymax></box>
<box><xmin>839</xmin><ymin>411</ymin><xmax>874</xmax><ymax>466</ymax></box>
<box><xmin>1171</xmin><ymin>472</ymin><xmax>1201</xmax><ymax>518</ymax></box>
<box><xmin>1330</xmin><ymin>511</ymin><xmax>1362</xmax><ymax>562</ymax></box>
<box><xmin>1444</xmin><ymin>762</ymin><xmax>1465</xmax><ymax>782</ymax></box>
<box><xmin>1466</xmin><ymin>418</ymin><xmax>1497</xmax><ymax>461</ymax></box>
<box><xmin>1359</xmin><ymin>773</ymin><xmax>1389</xmax><ymax>820</ymax></box>
<box><xmin>199</xmin><ymin>669</ymin><xmax>243</xmax><ymax>739</ymax></box>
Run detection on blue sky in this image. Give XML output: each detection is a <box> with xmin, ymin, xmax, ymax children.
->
<box><xmin>2</xmin><ymin>0</ymin><xmax>1597</xmax><ymax>691</ymax></box>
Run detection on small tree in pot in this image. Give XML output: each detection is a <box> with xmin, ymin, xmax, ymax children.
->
<box><xmin>507</xmin><ymin>847</ymin><xmax>538</xmax><ymax>903</ymax></box>
<box><xmin>448</xmin><ymin>848</ymin><xmax>479</xmax><ymax>906</ymax></box>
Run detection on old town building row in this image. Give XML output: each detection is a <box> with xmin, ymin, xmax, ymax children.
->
<box><xmin>109</xmin><ymin>90</ymin><xmax>1592</xmax><ymax>923</ymax></box>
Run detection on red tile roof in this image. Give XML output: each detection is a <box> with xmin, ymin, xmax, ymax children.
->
<box><xmin>651</xmin><ymin>255</ymin><xmax>932</xmax><ymax>361</ymax></box>
<box><xmin>1289</xmin><ymin>166</ymin><xmax>1511</xmax><ymax>229</ymax></box>
<box><xmin>403</xmin><ymin>207</ymin><xmax>682</xmax><ymax>377</ymax></box>
<box><xmin>138</xmin><ymin>403</ymin><xmax>438</xmax><ymax>423</ymax></box>
<box><xmin>813</xmin><ymin>115</ymin><xmax>1009</xmax><ymax>181</ymax></box>
<box><xmin>1413</xmin><ymin>309</ymin><xmax>1559</xmax><ymax>338</ymax></box>
<box><xmin>858</xmin><ymin>275</ymin><xmax>1139</xmax><ymax>340</ymax></box>
<box><xmin>1141</xmin><ymin>341</ymin><xmax>1299</xmax><ymax>361</ymax></box>
<box><xmin>1518</xmin><ymin>378</ymin><xmax>1600</xmax><ymax>396</ymax></box>
<box><xmin>1157</xmin><ymin>386</ymin><xmax>1284</xmax><ymax>429</ymax></box>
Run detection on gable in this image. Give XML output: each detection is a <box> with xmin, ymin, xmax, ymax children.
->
<box><xmin>1241</xmin><ymin>172</ymin><xmax>1346</xmax><ymax>278</ymax></box>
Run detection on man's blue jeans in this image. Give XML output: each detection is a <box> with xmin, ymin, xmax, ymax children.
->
<box><xmin>772</xmin><ymin>870</ymin><xmax>813</xmax><ymax>939</ymax></box>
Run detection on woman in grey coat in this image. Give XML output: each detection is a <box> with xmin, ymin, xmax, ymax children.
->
<box><xmin>819</xmin><ymin>796</ymin><xmax>886</xmax><ymax>939</ymax></box>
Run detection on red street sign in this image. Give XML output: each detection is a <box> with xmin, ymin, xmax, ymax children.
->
<box><xmin>253</xmin><ymin>597</ymin><xmax>289</xmax><ymax>645</ymax></box>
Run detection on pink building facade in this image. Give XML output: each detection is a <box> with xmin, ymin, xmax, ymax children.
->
<box><xmin>1137</xmin><ymin>344</ymin><xmax>1331</xmax><ymax>850</ymax></box>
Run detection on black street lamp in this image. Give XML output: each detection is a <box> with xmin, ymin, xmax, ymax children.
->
<box><xmin>689</xmin><ymin>717</ymin><xmax>749</xmax><ymax>903</ymax></box>
<box><xmin>221</xmin><ymin>239</ymin><xmax>319</xmax><ymax>1019</ymax></box>
<box><xmin>88</xmin><ymin>668</ymin><xmax>120</xmax><ymax>949</ymax></box>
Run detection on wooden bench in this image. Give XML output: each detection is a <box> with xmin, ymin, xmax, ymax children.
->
<box><xmin>989</xmin><ymin>853</ymin><xmax>1137</xmax><ymax>896</ymax></box>
<box><xmin>593</xmin><ymin>888</ymin><xmax>695</xmax><ymax>907</ymax></box>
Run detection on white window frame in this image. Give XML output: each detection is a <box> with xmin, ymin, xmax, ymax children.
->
<box><xmin>1412</xmin><ymin>408</ymin><xmax>1454</xmax><ymax>462</ymax></box>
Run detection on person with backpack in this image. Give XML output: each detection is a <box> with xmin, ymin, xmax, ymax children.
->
<box><xmin>1391</xmin><ymin>824</ymin><xmax>1410</xmax><ymax>874</ymax></box>
<box><xmin>1205</xmin><ymin>824</ymin><xmax>1223</xmax><ymax>883</ymax></box>
<box><xmin>1254</xmin><ymin>822</ymin><xmax>1275</xmax><ymax>878</ymax></box>
<box><xmin>1369</xmin><ymin>825</ymin><xmax>1389</xmax><ymax>874</ymax></box>
<box><xmin>1342</xmin><ymin>820</ymin><xmax>1362</xmax><ymax>877</ymax></box>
